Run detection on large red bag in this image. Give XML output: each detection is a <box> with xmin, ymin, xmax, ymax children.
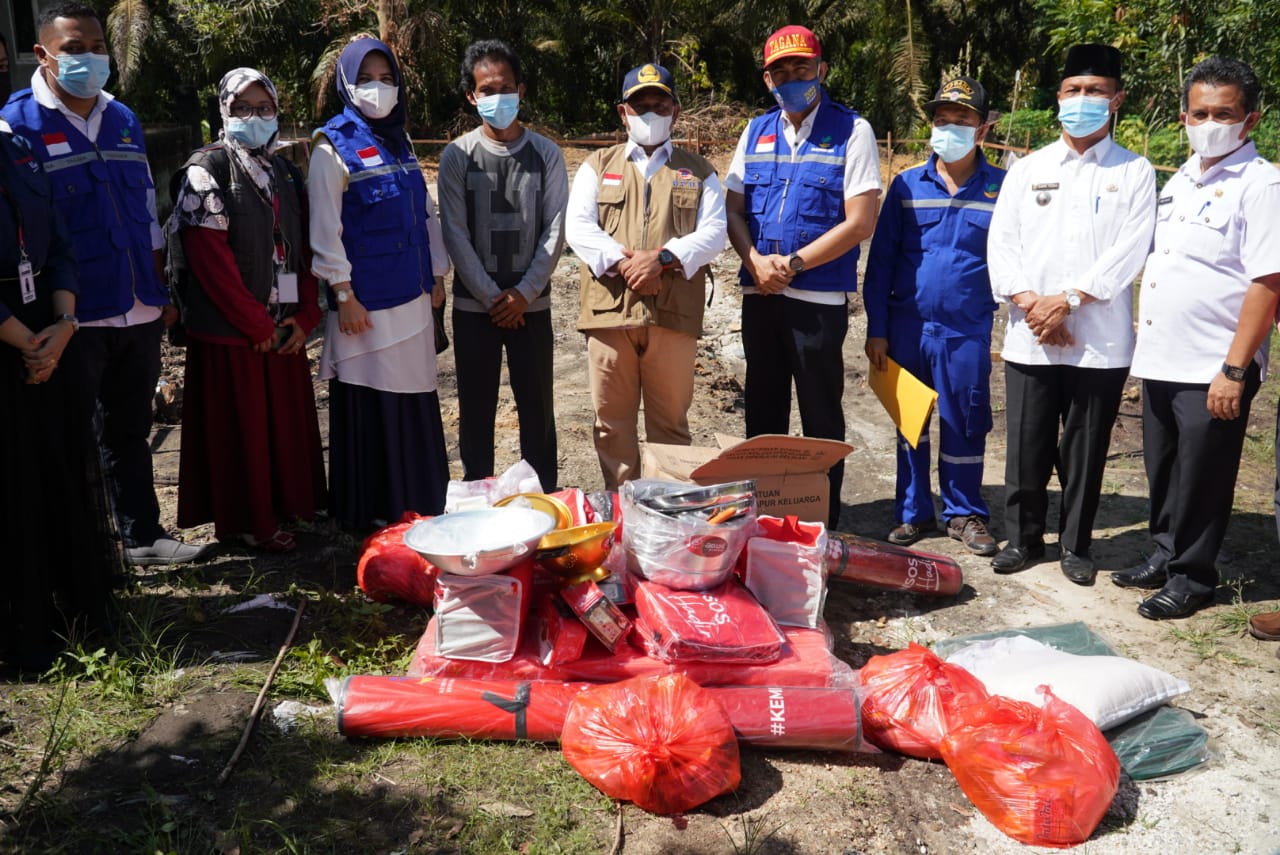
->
<box><xmin>561</xmin><ymin>673</ymin><xmax>740</xmax><ymax>814</ymax></box>
<box><xmin>357</xmin><ymin>513</ymin><xmax>438</xmax><ymax>606</ymax></box>
<box><xmin>858</xmin><ymin>642</ymin><xmax>989</xmax><ymax>758</ymax></box>
<box><xmin>632</xmin><ymin>579</ymin><xmax>786</xmax><ymax>664</ymax></box>
<box><xmin>939</xmin><ymin>687</ymin><xmax>1121</xmax><ymax>848</ymax></box>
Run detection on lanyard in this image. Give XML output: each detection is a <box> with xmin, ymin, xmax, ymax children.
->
<box><xmin>0</xmin><ymin>181</ymin><xmax>31</xmax><ymax>263</ymax></box>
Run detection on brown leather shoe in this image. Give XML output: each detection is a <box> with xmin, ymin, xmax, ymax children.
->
<box><xmin>947</xmin><ymin>516</ymin><xmax>998</xmax><ymax>556</ymax></box>
<box><xmin>886</xmin><ymin>519</ymin><xmax>937</xmax><ymax>546</ymax></box>
<box><xmin>1248</xmin><ymin>611</ymin><xmax>1280</xmax><ymax>641</ymax></box>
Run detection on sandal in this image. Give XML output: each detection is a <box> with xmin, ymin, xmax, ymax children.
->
<box><xmin>241</xmin><ymin>530</ymin><xmax>296</xmax><ymax>553</ymax></box>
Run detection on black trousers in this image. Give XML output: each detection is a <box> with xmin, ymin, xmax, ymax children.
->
<box><xmin>65</xmin><ymin>318</ymin><xmax>165</xmax><ymax>548</ymax></box>
<box><xmin>452</xmin><ymin>307</ymin><xmax>558</xmax><ymax>492</ymax></box>
<box><xmin>1003</xmin><ymin>361</ymin><xmax>1128</xmax><ymax>555</ymax></box>
<box><xmin>742</xmin><ymin>294</ymin><xmax>848</xmax><ymax>529</ymax></box>
<box><xmin>1145</xmin><ymin>367</ymin><xmax>1260</xmax><ymax>596</ymax></box>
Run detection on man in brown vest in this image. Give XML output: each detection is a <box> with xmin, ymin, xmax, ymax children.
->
<box><xmin>565</xmin><ymin>63</ymin><xmax>728</xmax><ymax>489</ymax></box>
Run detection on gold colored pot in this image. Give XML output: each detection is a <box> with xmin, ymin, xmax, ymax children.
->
<box><xmin>536</xmin><ymin>522</ymin><xmax>618</xmax><ymax>583</ymax></box>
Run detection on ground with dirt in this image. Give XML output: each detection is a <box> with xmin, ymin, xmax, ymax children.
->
<box><xmin>2</xmin><ymin>146</ymin><xmax>1279</xmax><ymax>854</ymax></box>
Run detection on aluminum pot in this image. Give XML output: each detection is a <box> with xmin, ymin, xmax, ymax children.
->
<box><xmin>403</xmin><ymin>507</ymin><xmax>556</xmax><ymax>576</ymax></box>
<box><xmin>621</xmin><ymin>479</ymin><xmax>757</xmax><ymax>590</ymax></box>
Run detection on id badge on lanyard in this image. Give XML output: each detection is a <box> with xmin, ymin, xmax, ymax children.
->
<box><xmin>19</xmin><ymin>258</ymin><xmax>36</xmax><ymax>304</ymax></box>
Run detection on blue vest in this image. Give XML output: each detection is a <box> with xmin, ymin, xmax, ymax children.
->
<box><xmin>738</xmin><ymin>101</ymin><xmax>860</xmax><ymax>292</ymax></box>
<box><xmin>316</xmin><ymin>109</ymin><xmax>432</xmax><ymax>311</ymax></box>
<box><xmin>2</xmin><ymin>91</ymin><xmax>166</xmax><ymax>322</ymax></box>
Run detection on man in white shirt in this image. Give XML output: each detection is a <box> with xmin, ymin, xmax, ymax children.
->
<box><xmin>725</xmin><ymin>25</ymin><xmax>880</xmax><ymax>530</ymax></box>
<box><xmin>564</xmin><ymin>64</ymin><xmax>727</xmax><ymax>490</ymax></box>
<box><xmin>1119</xmin><ymin>57</ymin><xmax>1280</xmax><ymax>619</ymax></box>
<box><xmin>986</xmin><ymin>44</ymin><xmax>1155</xmax><ymax>583</ymax></box>
<box><xmin>2</xmin><ymin>2</ymin><xmax>207</xmax><ymax>567</ymax></box>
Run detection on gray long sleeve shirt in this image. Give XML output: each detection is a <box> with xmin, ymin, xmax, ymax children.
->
<box><xmin>438</xmin><ymin>126</ymin><xmax>568</xmax><ymax>313</ymax></box>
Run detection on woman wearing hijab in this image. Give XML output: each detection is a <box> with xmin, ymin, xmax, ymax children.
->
<box><xmin>2</xmin><ymin>123</ymin><xmax>118</xmax><ymax>671</ymax></box>
<box><xmin>310</xmin><ymin>36</ymin><xmax>450</xmax><ymax>530</ymax></box>
<box><xmin>172</xmin><ymin>68</ymin><xmax>326</xmax><ymax>553</ymax></box>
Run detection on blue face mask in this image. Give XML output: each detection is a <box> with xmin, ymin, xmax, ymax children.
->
<box><xmin>930</xmin><ymin>123</ymin><xmax>978</xmax><ymax>163</ymax></box>
<box><xmin>225</xmin><ymin>116</ymin><xmax>278</xmax><ymax>149</ymax></box>
<box><xmin>476</xmin><ymin>92</ymin><xmax>520</xmax><ymax>130</ymax></box>
<box><xmin>54</xmin><ymin>51</ymin><xmax>111</xmax><ymax>99</ymax></box>
<box><xmin>770</xmin><ymin>78</ymin><xmax>821</xmax><ymax>113</ymax></box>
<box><xmin>1058</xmin><ymin>95</ymin><xmax>1112</xmax><ymax>138</ymax></box>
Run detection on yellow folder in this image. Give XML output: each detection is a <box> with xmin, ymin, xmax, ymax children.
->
<box><xmin>868</xmin><ymin>357</ymin><xmax>938</xmax><ymax>449</ymax></box>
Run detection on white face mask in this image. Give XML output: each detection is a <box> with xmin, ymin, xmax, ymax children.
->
<box><xmin>625</xmin><ymin>111</ymin><xmax>673</xmax><ymax>146</ymax></box>
<box><xmin>1185</xmin><ymin>119</ymin><xmax>1247</xmax><ymax>159</ymax></box>
<box><xmin>348</xmin><ymin>80</ymin><xmax>398</xmax><ymax>119</ymax></box>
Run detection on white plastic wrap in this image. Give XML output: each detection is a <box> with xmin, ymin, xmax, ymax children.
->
<box><xmin>433</xmin><ymin>571</ymin><xmax>528</xmax><ymax>662</ymax></box>
<box><xmin>443</xmin><ymin>459</ymin><xmax>543</xmax><ymax>512</ymax></box>
<box><xmin>743</xmin><ymin>522</ymin><xmax>828</xmax><ymax>628</ymax></box>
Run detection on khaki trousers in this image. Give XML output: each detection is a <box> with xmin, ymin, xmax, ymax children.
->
<box><xmin>586</xmin><ymin>326</ymin><xmax>698</xmax><ymax>490</ymax></box>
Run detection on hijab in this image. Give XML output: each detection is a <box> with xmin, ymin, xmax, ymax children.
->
<box><xmin>335</xmin><ymin>36</ymin><xmax>409</xmax><ymax>152</ymax></box>
<box><xmin>217</xmin><ymin>67</ymin><xmax>280</xmax><ymax>196</ymax></box>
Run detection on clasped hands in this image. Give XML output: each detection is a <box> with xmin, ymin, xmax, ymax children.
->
<box><xmin>22</xmin><ymin>320</ymin><xmax>73</xmax><ymax>384</ymax></box>
<box><xmin>1015</xmin><ymin>291</ymin><xmax>1075</xmax><ymax>348</ymax></box>
<box><xmin>747</xmin><ymin>250</ymin><xmax>794</xmax><ymax>295</ymax></box>
<box><xmin>617</xmin><ymin>248</ymin><xmax>666</xmax><ymax>297</ymax></box>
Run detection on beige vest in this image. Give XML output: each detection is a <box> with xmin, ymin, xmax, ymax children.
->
<box><xmin>577</xmin><ymin>144</ymin><xmax>716</xmax><ymax>337</ymax></box>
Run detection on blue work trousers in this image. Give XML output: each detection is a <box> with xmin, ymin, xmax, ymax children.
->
<box><xmin>889</xmin><ymin>321</ymin><xmax>991</xmax><ymax>525</ymax></box>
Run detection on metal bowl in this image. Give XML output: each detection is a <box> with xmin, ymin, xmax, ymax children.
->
<box><xmin>535</xmin><ymin>522</ymin><xmax>618</xmax><ymax>583</ymax></box>
<box><xmin>403</xmin><ymin>508</ymin><xmax>557</xmax><ymax>576</ymax></box>
<box><xmin>493</xmin><ymin>492</ymin><xmax>573</xmax><ymax>530</ymax></box>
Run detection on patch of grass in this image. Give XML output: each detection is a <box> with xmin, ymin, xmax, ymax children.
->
<box><xmin>1165</xmin><ymin>624</ymin><xmax>1248</xmax><ymax>665</ymax></box>
<box><xmin>722</xmin><ymin>811</ymin><xmax>787</xmax><ymax>855</ymax></box>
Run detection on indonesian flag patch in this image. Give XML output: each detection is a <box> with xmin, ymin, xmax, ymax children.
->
<box><xmin>42</xmin><ymin>132</ymin><xmax>72</xmax><ymax>156</ymax></box>
<box><xmin>756</xmin><ymin>133</ymin><xmax>777</xmax><ymax>153</ymax></box>
<box><xmin>356</xmin><ymin>145</ymin><xmax>383</xmax><ymax>167</ymax></box>
<box><xmin>601</xmin><ymin>172</ymin><xmax>623</xmax><ymax>186</ymax></box>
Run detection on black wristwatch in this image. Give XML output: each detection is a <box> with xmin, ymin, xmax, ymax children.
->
<box><xmin>788</xmin><ymin>253</ymin><xmax>806</xmax><ymax>274</ymax></box>
<box><xmin>1221</xmin><ymin>362</ymin><xmax>1247</xmax><ymax>382</ymax></box>
<box><xmin>657</xmin><ymin>248</ymin><xmax>676</xmax><ymax>271</ymax></box>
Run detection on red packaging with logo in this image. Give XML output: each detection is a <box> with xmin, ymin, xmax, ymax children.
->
<box><xmin>536</xmin><ymin>593</ymin><xmax>589</xmax><ymax>667</ymax></box>
<box><xmin>633</xmin><ymin>579</ymin><xmax>786</xmax><ymax>664</ymax></box>
<box><xmin>560</xmin><ymin>580</ymin><xmax>632</xmax><ymax>652</ymax></box>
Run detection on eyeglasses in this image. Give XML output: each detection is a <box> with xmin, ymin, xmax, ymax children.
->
<box><xmin>229</xmin><ymin>103</ymin><xmax>278</xmax><ymax>120</ymax></box>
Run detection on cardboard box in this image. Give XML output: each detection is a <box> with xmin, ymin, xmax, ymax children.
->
<box><xmin>641</xmin><ymin>433</ymin><xmax>854</xmax><ymax>524</ymax></box>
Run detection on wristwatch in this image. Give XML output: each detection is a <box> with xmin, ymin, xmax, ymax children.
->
<box><xmin>788</xmin><ymin>253</ymin><xmax>805</xmax><ymax>274</ymax></box>
<box><xmin>1064</xmin><ymin>289</ymin><xmax>1081</xmax><ymax>314</ymax></box>
<box><xmin>57</xmin><ymin>313</ymin><xmax>79</xmax><ymax>332</ymax></box>
<box><xmin>1221</xmin><ymin>362</ymin><xmax>1247</xmax><ymax>382</ymax></box>
<box><xmin>334</xmin><ymin>287</ymin><xmax>352</xmax><ymax>304</ymax></box>
<box><xmin>657</xmin><ymin>248</ymin><xmax>677</xmax><ymax>271</ymax></box>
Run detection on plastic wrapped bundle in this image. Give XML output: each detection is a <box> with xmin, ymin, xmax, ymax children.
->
<box><xmin>633</xmin><ymin>579</ymin><xmax>786</xmax><ymax>664</ymax></box>
<box><xmin>621</xmin><ymin>479</ymin><xmax>756</xmax><ymax>590</ymax></box>
<box><xmin>356</xmin><ymin>513</ymin><xmax>437</xmax><ymax>606</ymax></box>
<box><xmin>858</xmin><ymin>643</ymin><xmax>989</xmax><ymax>758</ymax></box>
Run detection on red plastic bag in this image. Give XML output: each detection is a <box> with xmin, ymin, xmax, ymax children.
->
<box><xmin>939</xmin><ymin>687</ymin><xmax>1121</xmax><ymax>848</ymax></box>
<box><xmin>357</xmin><ymin>512</ymin><xmax>438</xmax><ymax>606</ymax></box>
<box><xmin>561</xmin><ymin>673</ymin><xmax>741</xmax><ymax>814</ymax></box>
<box><xmin>858</xmin><ymin>642</ymin><xmax>989</xmax><ymax>758</ymax></box>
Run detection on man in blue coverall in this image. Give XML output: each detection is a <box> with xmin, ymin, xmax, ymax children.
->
<box><xmin>863</xmin><ymin>76</ymin><xmax>1005</xmax><ymax>555</ymax></box>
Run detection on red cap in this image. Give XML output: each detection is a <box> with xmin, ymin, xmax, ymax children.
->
<box><xmin>763</xmin><ymin>25</ymin><xmax>821</xmax><ymax>68</ymax></box>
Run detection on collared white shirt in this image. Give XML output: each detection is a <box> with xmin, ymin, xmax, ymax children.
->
<box><xmin>565</xmin><ymin>138</ymin><xmax>727</xmax><ymax>281</ymax></box>
<box><xmin>988</xmin><ymin>135</ymin><xmax>1156</xmax><ymax>368</ymax></box>
<box><xmin>30</xmin><ymin>70</ymin><xmax>165</xmax><ymax>328</ymax></box>
<box><xmin>1131</xmin><ymin>141</ymin><xmax>1280</xmax><ymax>382</ymax></box>
<box><xmin>725</xmin><ymin>98</ymin><xmax>881</xmax><ymax>305</ymax></box>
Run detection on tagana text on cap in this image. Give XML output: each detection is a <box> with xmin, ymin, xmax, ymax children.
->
<box><xmin>763</xmin><ymin>26</ymin><xmax>821</xmax><ymax>68</ymax></box>
<box><xmin>622</xmin><ymin>63</ymin><xmax>676</xmax><ymax>100</ymax></box>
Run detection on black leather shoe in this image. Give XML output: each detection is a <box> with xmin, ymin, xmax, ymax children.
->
<box><xmin>1137</xmin><ymin>586</ymin><xmax>1215</xmax><ymax>620</ymax></box>
<box><xmin>1060</xmin><ymin>549</ymin><xmax>1096</xmax><ymax>585</ymax></box>
<box><xmin>1112</xmin><ymin>561</ymin><xmax>1167</xmax><ymax>590</ymax></box>
<box><xmin>991</xmin><ymin>543</ymin><xmax>1045</xmax><ymax>574</ymax></box>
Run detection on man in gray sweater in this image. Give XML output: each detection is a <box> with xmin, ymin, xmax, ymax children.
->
<box><xmin>439</xmin><ymin>39</ymin><xmax>568</xmax><ymax>491</ymax></box>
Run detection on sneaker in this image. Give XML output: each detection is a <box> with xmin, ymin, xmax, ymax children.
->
<box><xmin>125</xmin><ymin>537</ymin><xmax>211</xmax><ymax>567</ymax></box>
<box><xmin>886</xmin><ymin>519</ymin><xmax>937</xmax><ymax>546</ymax></box>
<box><xmin>947</xmin><ymin>516</ymin><xmax>998</xmax><ymax>556</ymax></box>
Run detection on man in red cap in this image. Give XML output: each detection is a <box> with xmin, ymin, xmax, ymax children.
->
<box><xmin>725</xmin><ymin>25</ymin><xmax>881</xmax><ymax>530</ymax></box>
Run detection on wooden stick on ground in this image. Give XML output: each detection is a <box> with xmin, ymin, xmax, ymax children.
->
<box><xmin>216</xmin><ymin>599</ymin><xmax>306</xmax><ymax>786</ymax></box>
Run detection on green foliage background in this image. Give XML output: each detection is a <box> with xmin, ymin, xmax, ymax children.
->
<box><xmin>87</xmin><ymin>0</ymin><xmax>1280</xmax><ymax>164</ymax></box>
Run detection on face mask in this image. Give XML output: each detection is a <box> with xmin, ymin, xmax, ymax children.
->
<box><xmin>53</xmin><ymin>51</ymin><xmax>111</xmax><ymax>99</ymax></box>
<box><xmin>225</xmin><ymin>116</ymin><xmax>278</xmax><ymax>149</ymax></box>
<box><xmin>475</xmin><ymin>92</ymin><xmax>520</xmax><ymax>130</ymax></box>
<box><xmin>1185</xmin><ymin>119</ymin><xmax>1247</xmax><ymax>160</ymax></box>
<box><xmin>348</xmin><ymin>81</ymin><xmax>398</xmax><ymax>120</ymax></box>
<box><xmin>1057</xmin><ymin>95</ymin><xmax>1112</xmax><ymax>138</ymax></box>
<box><xmin>930</xmin><ymin>124</ymin><xmax>977</xmax><ymax>163</ymax></box>
<box><xmin>770</xmin><ymin>78</ymin><xmax>821</xmax><ymax>113</ymax></box>
<box><xmin>626</xmin><ymin>111</ymin><xmax>673</xmax><ymax>146</ymax></box>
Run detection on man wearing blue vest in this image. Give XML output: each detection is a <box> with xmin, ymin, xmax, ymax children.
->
<box><xmin>863</xmin><ymin>76</ymin><xmax>1004</xmax><ymax>556</ymax></box>
<box><xmin>3</xmin><ymin>2</ymin><xmax>207</xmax><ymax>567</ymax></box>
<box><xmin>726</xmin><ymin>25</ymin><xmax>881</xmax><ymax>530</ymax></box>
